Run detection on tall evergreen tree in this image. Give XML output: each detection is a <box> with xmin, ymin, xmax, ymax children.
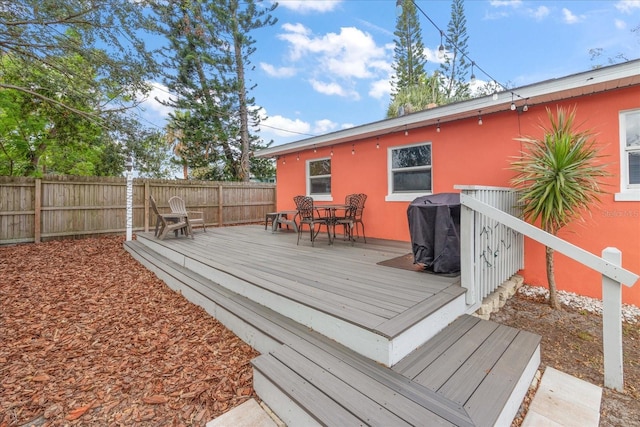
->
<box><xmin>439</xmin><ymin>0</ymin><xmax>471</xmax><ymax>102</ymax></box>
<box><xmin>150</xmin><ymin>0</ymin><xmax>276</xmax><ymax>182</ymax></box>
<box><xmin>390</xmin><ymin>0</ymin><xmax>427</xmax><ymax>97</ymax></box>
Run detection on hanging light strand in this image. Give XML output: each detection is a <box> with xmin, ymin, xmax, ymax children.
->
<box><xmin>407</xmin><ymin>0</ymin><xmax>526</xmax><ymax>104</ymax></box>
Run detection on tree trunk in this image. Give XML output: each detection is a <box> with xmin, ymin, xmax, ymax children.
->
<box><xmin>546</xmin><ymin>246</ymin><xmax>560</xmax><ymax>309</ymax></box>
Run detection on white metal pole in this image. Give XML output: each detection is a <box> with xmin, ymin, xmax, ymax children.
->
<box><xmin>125</xmin><ymin>157</ymin><xmax>133</xmax><ymax>241</ymax></box>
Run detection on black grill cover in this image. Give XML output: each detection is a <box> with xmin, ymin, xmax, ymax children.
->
<box><xmin>407</xmin><ymin>193</ymin><xmax>461</xmax><ymax>274</ymax></box>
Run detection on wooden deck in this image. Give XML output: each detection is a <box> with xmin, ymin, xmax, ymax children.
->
<box><xmin>125</xmin><ymin>225</ymin><xmax>540</xmax><ymax>426</ymax></box>
<box><xmin>131</xmin><ymin>226</ymin><xmax>466</xmax><ymax>366</ymax></box>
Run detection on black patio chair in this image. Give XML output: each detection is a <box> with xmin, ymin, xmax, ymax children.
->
<box><xmin>351</xmin><ymin>193</ymin><xmax>367</xmax><ymax>243</ymax></box>
<box><xmin>294</xmin><ymin>195</ymin><xmax>331</xmax><ymax>246</ymax></box>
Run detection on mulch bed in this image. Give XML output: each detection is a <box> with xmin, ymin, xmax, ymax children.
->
<box><xmin>0</xmin><ymin>236</ymin><xmax>258</xmax><ymax>426</ymax></box>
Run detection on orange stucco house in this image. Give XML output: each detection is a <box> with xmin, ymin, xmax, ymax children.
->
<box><xmin>257</xmin><ymin>60</ymin><xmax>640</xmax><ymax>306</ymax></box>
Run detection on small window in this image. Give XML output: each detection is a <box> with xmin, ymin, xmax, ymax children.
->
<box><xmin>307</xmin><ymin>158</ymin><xmax>331</xmax><ymax>198</ymax></box>
<box><xmin>386</xmin><ymin>143</ymin><xmax>432</xmax><ymax>201</ymax></box>
<box><xmin>616</xmin><ymin>109</ymin><xmax>640</xmax><ymax>201</ymax></box>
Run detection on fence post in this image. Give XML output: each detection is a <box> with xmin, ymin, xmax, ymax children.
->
<box><xmin>144</xmin><ymin>181</ymin><xmax>150</xmax><ymax>232</ymax></box>
<box><xmin>217</xmin><ymin>184</ymin><xmax>223</xmax><ymax>227</ymax></box>
<box><xmin>34</xmin><ymin>179</ymin><xmax>41</xmax><ymax>243</ymax></box>
<box><xmin>602</xmin><ymin>247</ymin><xmax>624</xmax><ymax>391</ymax></box>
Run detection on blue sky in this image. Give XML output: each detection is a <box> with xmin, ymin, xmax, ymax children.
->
<box><xmin>136</xmin><ymin>0</ymin><xmax>640</xmax><ymax>147</ymax></box>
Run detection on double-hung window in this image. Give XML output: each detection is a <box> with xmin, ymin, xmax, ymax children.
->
<box><xmin>616</xmin><ymin>109</ymin><xmax>640</xmax><ymax>201</ymax></box>
<box><xmin>386</xmin><ymin>142</ymin><xmax>432</xmax><ymax>201</ymax></box>
<box><xmin>307</xmin><ymin>158</ymin><xmax>332</xmax><ymax>201</ymax></box>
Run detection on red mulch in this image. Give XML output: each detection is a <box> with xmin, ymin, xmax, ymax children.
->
<box><xmin>0</xmin><ymin>236</ymin><xmax>259</xmax><ymax>427</ymax></box>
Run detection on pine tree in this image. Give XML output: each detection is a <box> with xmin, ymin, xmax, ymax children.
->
<box><xmin>439</xmin><ymin>0</ymin><xmax>471</xmax><ymax>102</ymax></box>
<box><xmin>151</xmin><ymin>0</ymin><xmax>276</xmax><ymax>181</ymax></box>
<box><xmin>387</xmin><ymin>0</ymin><xmax>445</xmax><ymax>118</ymax></box>
<box><xmin>391</xmin><ymin>0</ymin><xmax>427</xmax><ymax>97</ymax></box>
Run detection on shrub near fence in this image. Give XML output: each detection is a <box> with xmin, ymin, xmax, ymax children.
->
<box><xmin>0</xmin><ymin>175</ymin><xmax>276</xmax><ymax>245</ymax></box>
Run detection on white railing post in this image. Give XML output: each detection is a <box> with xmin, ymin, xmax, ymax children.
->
<box><xmin>602</xmin><ymin>247</ymin><xmax>624</xmax><ymax>391</ymax></box>
<box><xmin>460</xmin><ymin>202</ymin><xmax>475</xmax><ymax>305</ymax></box>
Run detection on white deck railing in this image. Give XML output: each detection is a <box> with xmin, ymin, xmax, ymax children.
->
<box><xmin>456</xmin><ymin>186</ymin><xmax>525</xmax><ymax>309</ymax></box>
<box><xmin>456</xmin><ymin>185</ymin><xmax>639</xmax><ymax>390</ymax></box>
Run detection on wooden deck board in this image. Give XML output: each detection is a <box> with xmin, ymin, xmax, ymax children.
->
<box><xmin>270</xmin><ymin>346</ymin><xmax>415</xmax><ymax>427</ymax></box>
<box><xmin>252</xmin><ymin>354</ymin><xmax>365</xmax><ymax>427</ymax></box>
<box><xmin>438</xmin><ymin>326</ymin><xmax>519</xmax><ymax>405</ymax></box>
<box><xmin>413</xmin><ymin>321</ymin><xmax>501</xmax><ymax>389</ymax></box>
<box><xmin>392</xmin><ymin>315</ymin><xmax>481</xmax><ymax>378</ymax></box>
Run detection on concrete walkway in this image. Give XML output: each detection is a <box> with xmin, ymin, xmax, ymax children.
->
<box><xmin>206</xmin><ymin>399</ymin><xmax>283</xmax><ymax>427</ymax></box>
<box><xmin>522</xmin><ymin>367</ymin><xmax>602</xmax><ymax>427</ymax></box>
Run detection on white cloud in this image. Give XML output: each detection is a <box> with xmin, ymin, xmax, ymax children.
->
<box><xmin>489</xmin><ymin>0</ymin><xmax>522</xmax><ymax>7</ymax></box>
<box><xmin>313</xmin><ymin>119</ymin><xmax>338</xmax><ymax>134</ymax></box>
<box><xmin>275</xmin><ymin>23</ymin><xmax>390</xmax><ymax>100</ymax></box>
<box><xmin>279</xmin><ymin>25</ymin><xmax>387</xmax><ymax>79</ymax></box>
<box><xmin>424</xmin><ymin>47</ymin><xmax>447</xmax><ymax>64</ymax></box>
<box><xmin>616</xmin><ymin>0</ymin><xmax>640</xmax><ymax>13</ymax></box>
<box><xmin>369</xmin><ymin>79</ymin><xmax>391</xmax><ymax>99</ymax></box>
<box><xmin>137</xmin><ymin>81</ymin><xmax>174</xmax><ymax>122</ymax></box>
<box><xmin>276</xmin><ymin>0</ymin><xmax>342</xmax><ymax>13</ymax></box>
<box><xmin>615</xmin><ymin>19</ymin><xmax>627</xmax><ymax>30</ymax></box>
<box><xmin>309</xmin><ymin>79</ymin><xmax>360</xmax><ymax>100</ymax></box>
<box><xmin>260</xmin><ymin>62</ymin><xmax>297</xmax><ymax>78</ymax></box>
<box><xmin>340</xmin><ymin>123</ymin><xmax>355</xmax><ymax>130</ymax></box>
<box><xmin>562</xmin><ymin>8</ymin><xmax>583</xmax><ymax>24</ymax></box>
<box><xmin>530</xmin><ymin>6</ymin><xmax>550</xmax><ymax>20</ymax></box>
<box><xmin>261</xmin><ymin>113</ymin><xmax>311</xmax><ymax>137</ymax></box>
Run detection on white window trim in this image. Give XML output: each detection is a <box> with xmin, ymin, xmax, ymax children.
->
<box><xmin>385</xmin><ymin>142</ymin><xmax>433</xmax><ymax>202</ymax></box>
<box><xmin>306</xmin><ymin>157</ymin><xmax>333</xmax><ymax>202</ymax></box>
<box><xmin>615</xmin><ymin>109</ymin><xmax>640</xmax><ymax>202</ymax></box>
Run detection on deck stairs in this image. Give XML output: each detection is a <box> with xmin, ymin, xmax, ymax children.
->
<box><xmin>125</xmin><ymin>231</ymin><xmax>540</xmax><ymax>426</ymax></box>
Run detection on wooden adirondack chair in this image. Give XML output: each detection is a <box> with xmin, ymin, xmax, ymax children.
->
<box><xmin>168</xmin><ymin>196</ymin><xmax>206</xmax><ymax>232</ymax></box>
<box><xmin>150</xmin><ymin>195</ymin><xmax>191</xmax><ymax>240</ymax></box>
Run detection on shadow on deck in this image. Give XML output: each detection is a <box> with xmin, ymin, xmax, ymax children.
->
<box><xmin>125</xmin><ymin>225</ymin><xmax>540</xmax><ymax>426</ymax></box>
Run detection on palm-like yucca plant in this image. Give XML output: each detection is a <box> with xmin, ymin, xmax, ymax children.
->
<box><xmin>510</xmin><ymin>106</ymin><xmax>609</xmax><ymax>309</ymax></box>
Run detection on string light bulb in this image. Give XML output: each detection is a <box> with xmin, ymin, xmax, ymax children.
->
<box><xmin>282</xmin><ymin>155</ymin><xmax>286</xmax><ymax>164</ymax></box>
<box><xmin>510</xmin><ymin>93</ymin><xmax>516</xmax><ymax>111</ymax></box>
<box><xmin>376</xmin><ymin>137</ymin><xmax>380</xmax><ymax>149</ymax></box>
<box><xmin>404</xmin><ymin>125</ymin><xmax>408</xmax><ymax>136</ymax></box>
<box><xmin>330</xmin><ymin>147</ymin><xmax>334</xmax><ymax>156</ymax></box>
<box><xmin>523</xmin><ymin>103</ymin><xmax>529</xmax><ymax>112</ymax></box>
<box><xmin>296</xmin><ymin>153</ymin><xmax>300</xmax><ymax>161</ymax></box>
<box><xmin>313</xmin><ymin>145</ymin><xmax>317</xmax><ymax>153</ymax></box>
<box><xmin>478</xmin><ymin>111</ymin><xmax>483</xmax><ymax>126</ymax></box>
<box><xmin>436</xmin><ymin>119</ymin><xmax>441</xmax><ymax>133</ymax></box>
<box><xmin>351</xmin><ymin>144</ymin><xmax>355</xmax><ymax>155</ymax></box>
<box><xmin>470</xmin><ymin>62</ymin><xmax>476</xmax><ymax>84</ymax></box>
<box><xmin>438</xmin><ymin>31</ymin><xmax>445</xmax><ymax>59</ymax></box>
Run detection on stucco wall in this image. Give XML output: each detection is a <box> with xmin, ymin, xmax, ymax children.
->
<box><xmin>275</xmin><ymin>86</ymin><xmax>640</xmax><ymax>305</ymax></box>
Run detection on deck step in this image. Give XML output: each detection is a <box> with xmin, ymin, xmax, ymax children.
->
<box><xmin>253</xmin><ymin>316</ymin><xmax>539</xmax><ymax>427</ymax></box>
<box><xmin>125</xmin><ymin>238</ymin><xmax>540</xmax><ymax>426</ymax></box>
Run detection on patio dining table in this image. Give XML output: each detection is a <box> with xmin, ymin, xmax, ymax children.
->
<box><xmin>316</xmin><ymin>203</ymin><xmax>351</xmax><ymax>242</ymax></box>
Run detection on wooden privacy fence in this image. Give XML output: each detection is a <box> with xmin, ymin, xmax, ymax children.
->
<box><xmin>0</xmin><ymin>176</ymin><xmax>276</xmax><ymax>245</ymax></box>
